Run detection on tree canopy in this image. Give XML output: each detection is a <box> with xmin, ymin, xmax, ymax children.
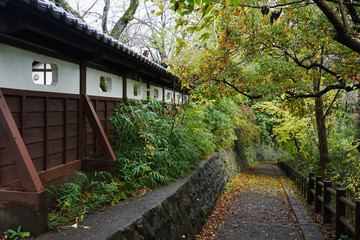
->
<box><xmin>166</xmin><ymin>0</ymin><xmax>360</xmax><ymax>101</ymax></box>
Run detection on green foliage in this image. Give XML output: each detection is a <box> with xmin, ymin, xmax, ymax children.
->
<box><xmin>338</xmin><ymin>234</ymin><xmax>349</xmax><ymax>240</ymax></box>
<box><xmin>110</xmin><ymin>99</ymin><xmax>208</xmax><ymax>189</ymax></box>
<box><xmin>7</xmin><ymin>226</ymin><xmax>30</xmax><ymax>240</ymax></box>
<box><xmin>110</xmin><ymin>97</ymin><xmax>258</xmax><ymax>190</ymax></box>
<box><xmin>259</xmin><ymin>95</ymin><xmax>360</xmax><ymax>200</ymax></box>
<box><xmin>48</xmin><ymin>171</ymin><xmax>124</xmax><ymax>229</ymax></box>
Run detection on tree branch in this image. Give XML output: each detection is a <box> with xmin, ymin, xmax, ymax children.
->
<box><xmin>213</xmin><ymin>79</ymin><xmax>262</xmax><ymax>99</ymax></box>
<box><xmin>285</xmin><ymin>83</ymin><xmax>359</xmax><ymax>98</ymax></box>
<box><xmin>285</xmin><ymin>51</ymin><xmax>344</xmax><ymax>83</ymax></box>
<box><xmin>313</xmin><ymin>0</ymin><xmax>360</xmax><ymax>54</ymax></box>
<box><xmin>102</xmin><ymin>0</ymin><xmax>110</xmax><ymax>34</ymax></box>
<box><xmin>323</xmin><ymin>89</ymin><xmax>340</xmax><ymax>118</ymax></box>
<box><xmin>110</xmin><ymin>0</ymin><xmax>139</xmax><ymax>39</ymax></box>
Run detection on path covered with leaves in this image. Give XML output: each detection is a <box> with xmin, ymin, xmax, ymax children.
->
<box><xmin>198</xmin><ymin>162</ymin><xmax>304</xmax><ymax>240</ymax></box>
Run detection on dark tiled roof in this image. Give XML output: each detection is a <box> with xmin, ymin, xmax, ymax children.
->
<box><xmin>20</xmin><ymin>0</ymin><xmax>171</xmax><ymax>77</ymax></box>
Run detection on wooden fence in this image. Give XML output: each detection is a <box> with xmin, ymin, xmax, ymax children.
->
<box><xmin>279</xmin><ymin>161</ymin><xmax>360</xmax><ymax>240</ymax></box>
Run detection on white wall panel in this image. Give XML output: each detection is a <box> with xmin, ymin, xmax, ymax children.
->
<box><xmin>175</xmin><ymin>92</ymin><xmax>182</xmax><ymax>104</ymax></box>
<box><xmin>149</xmin><ymin>85</ymin><xmax>163</xmax><ymax>101</ymax></box>
<box><xmin>164</xmin><ymin>89</ymin><xmax>174</xmax><ymax>103</ymax></box>
<box><xmin>126</xmin><ymin>79</ymin><xmax>147</xmax><ymax>100</ymax></box>
<box><xmin>86</xmin><ymin>68</ymin><xmax>123</xmax><ymax>98</ymax></box>
<box><xmin>0</xmin><ymin>43</ymin><xmax>79</xmax><ymax>94</ymax></box>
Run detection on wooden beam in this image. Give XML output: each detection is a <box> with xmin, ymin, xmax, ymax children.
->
<box><xmin>0</xmin><ymin>18</ymin><xmax>24</xmax><ymax>33</ymax></box>
<box><xmin>39</xmin><ymin>160</ymin><xmax>81</xmax><ymax>185</ymax></box>
<box><xmin>2</xmin><ymin>160</ymin><xmax>82</xmax><ymax>188</ymax></box>
<box><xmin>0</xmin><ymin>89</ymin><xmax>44</xmax><ymax>192</ymax></box>
<box><xmin>0</xmin><ymin>188</ymin><xmax>47</xmax><ymax>211</ymax></box>
<box><xmin>82</xmin><ymin>158</ymin><xmax>118</xmax><ymax>172</ymax></box>
<box><xmin>83</xmin><ymin>94</ymin><xmax>116</xmax><ymax>161</ymax></box>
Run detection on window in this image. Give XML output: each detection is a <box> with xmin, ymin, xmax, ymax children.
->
<box><xmin>166</xmin><ymin>92</ymin><xmax>173</xmax><ymax>102</ymax></box>
<box><xmin>134</xmin><ymin>84</ymin><xmax>141</xmax><ymax>97</ymax></box>
<box><xmin>100</xmin><ymin>76</ymin><xmax>112</xmax><ymax>92</ymax></box>
<box><xmin>153</xmin><ymin>89</ymin><xmax>159</xmax><ymax>99</ymax></box>
<box><xmin>32</xmin><ymin>61</ymin><xmax>58</xmax><ymax>85</ymax></box>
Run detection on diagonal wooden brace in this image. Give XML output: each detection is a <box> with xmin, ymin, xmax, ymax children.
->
<box><xmin>83</xmin><ymin>94</ymin><xmax>116</xmax><ymax>161</ymax></box>
<box><xmin>0</xmin><ymin>89</ymin><xmax>44</xmax><ymax>192</ymax></box>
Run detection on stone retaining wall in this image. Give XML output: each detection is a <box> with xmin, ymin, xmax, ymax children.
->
<box><xmin>109</xmin><ymin>149</ymin><xmax>241</xmax><ymax>240</ymax></box>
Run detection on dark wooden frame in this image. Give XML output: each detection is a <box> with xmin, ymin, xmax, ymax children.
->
<box><xmin>0</xmin><ymin>86</ymin><xmax>118</xmax><ymax>209</ymax></box>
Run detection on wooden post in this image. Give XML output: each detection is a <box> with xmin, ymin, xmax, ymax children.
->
<box><xmin>79</xmin><ymin>62</ymin><xmax>86</xmax><ymax>159</ymax></box>
<box><xmin>315</xmin><ymin>176</ymin><xmax>322</xmax><ymax>213</ymax></box>
<box><xmin>146</xmin><ymin>79</ymin><xmax>150</xmax><ymax>101</ymax></box>
<box><xmin>356</xmin><ymin>200</ymin><xmax>360</xmax><ymax>240</ymax></box>
<box><xmin>162</xmin><ymin>86</ymin><xmax>165</xmax><ymax>102</ymax></box>
<box><xmin>323</xmin><ymin>181</ymin><xmax>332</xmax><ymax>223</ymax></box>
<box><xmin>64</xmin><ymin>98</ymin><xmax>68</xmax><ymax>164</ymax></box>
<box><xmin>172</xmin><ymin>80</ymin><xmax>176</xmax><ymax>105</ymax></box>
<box><xmin>0</xmin><ymin>89</ymin><xmax>44</xmax><ymax>192</ymax></box>
<box><xmin>307</xmin><ymin>172</ymin><xmax>315</xmax><ymax>204</ymax></box>
<box><xmin>336</xmin><ymin>188</ymin><xmax>346</xmax><ymax>239</ymax></box>
<box><xmin>123</xmin><ymin>75</ymin><xmax>127</xmax><ymax>99</ymax></box>
<box><xmin>301</xmin><ymin>175</ymin><xmax>304</xmax><ymax>194</ymax></box>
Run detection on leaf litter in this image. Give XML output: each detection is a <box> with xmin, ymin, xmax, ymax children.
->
<box><xmin>197</xmin><ymin>162</ymin><xmax>304</xmax><ymax>240</ymax></box>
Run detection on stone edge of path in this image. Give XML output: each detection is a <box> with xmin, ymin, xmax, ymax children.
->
<box><xmin>275</xmin><ymin>166</ymin><xmax>324</xmax><ymax>240</ymax></box>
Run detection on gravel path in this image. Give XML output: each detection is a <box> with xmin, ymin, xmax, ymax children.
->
<box><xmin>213</xmin><ymin>163</ymin><xmax>304</xmax><ymax>240</ymax></box>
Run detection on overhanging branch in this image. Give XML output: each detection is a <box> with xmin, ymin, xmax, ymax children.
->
<box><xmin>213</xmin><ymin>79</ymin><xmax>262</xmax><ymax>99</ymax></box>
<box><xmin>285</xmin><ymin>83</ymin><xmax>359</xmax><ymax>98</ymax></box>
<box><xmin>313</xmin><ymin>0</ymin><xmax>360</xmax><ymax>54</ymax></box>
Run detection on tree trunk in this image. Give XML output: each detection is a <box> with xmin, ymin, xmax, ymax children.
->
<box><xmin>102</xmin><ymin>0</ymin><xmax>111</xmax><ymax>34</ymax></box>
<box><xmin>313</xmin><ymin>73</ymin><xmax>329</xmax><ymax>174</ymax></box>
<box><xmin>291</xmin><ymin>133</ymin><xmax>301</xmax><ymax>153</ymax></box>
<box><xmin>110</xmin><ymin>0</ymin><xmax>139</xmax><ymax>39</ymax></box>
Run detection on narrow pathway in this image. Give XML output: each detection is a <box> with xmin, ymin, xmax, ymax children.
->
<box><xmin>199</xmin><ymin>162</ymin><xmax>322</xmax><ymax>240</ymax></box>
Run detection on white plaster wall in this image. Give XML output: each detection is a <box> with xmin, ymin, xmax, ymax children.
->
<box><xmin>149</xmin><ymin>85</ymin><xmax>163</xmax><ymax>101</ymax></box>
<box><xmin>86</xmin><ymin>68</ymin><xmax>123</xmax><ymax>98</ymax></box>
<box><xmin>0</xmin><ymin>43</ymin><xmax>79</xmax><ymax>94</ymax></box>
<box><xmin>175</xmin><ymin>92</ymin><xmax>182</xmax><ymax>104</ymax></box>
<box><xmin>164</xmin><ymin>89</ymin><xmax>174</xmax><ymax>103</ymax></box>
<box><xmin>126</xmin><ymin>79</ymin><xmax>147</xmax><ymax>100</ymax></box>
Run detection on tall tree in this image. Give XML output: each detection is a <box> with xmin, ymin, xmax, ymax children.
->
<box><xmin>108</xmin><ymin>0</ymin><xmax>140</xmax><ymax>39</ymax></box>
<box><xmin>54</xmin><ymin>0</ymin><xmax>139</xmax><ymax>39</ymax></box>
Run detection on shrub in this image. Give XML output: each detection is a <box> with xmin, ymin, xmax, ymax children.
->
<box><xmin>48</xmin><ymin>95</ymin><xmax>261</xmax><ymax>228</ymax></box>
<box><xmin>48</xmin><ymin>172</ymin><xmax>123</xmax><ymax>229</ymax></box>
<box><xmin>109</xmin><ymin>99</ymin><xmax>215</xmax><ymax>190</ymax></box>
